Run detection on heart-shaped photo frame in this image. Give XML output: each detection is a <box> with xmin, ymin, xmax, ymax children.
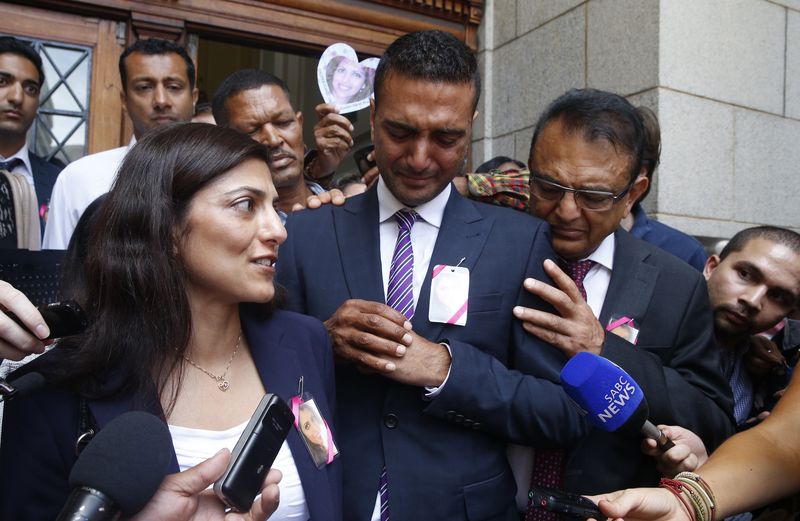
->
<box><xmin>317</xmin><ymin>43</ymin><xmax>379</xmax><ymax>115</ymax></box>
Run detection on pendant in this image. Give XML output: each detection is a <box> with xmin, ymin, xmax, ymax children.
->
<box><xmin>218</xmin><ymin>379</ymin><xmax>230</xmax><ymax>392</ymax></box>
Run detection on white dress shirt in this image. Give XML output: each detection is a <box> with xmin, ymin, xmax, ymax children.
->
<box><xmin>0</xmin><ymin>145</ymin><xmax>34</xmax><ymax>187</ymax></box>
<box><xmin>377</xmin><ymin>177</ymin><xmax>451</xmax><ymax>307</ymax></box>
<box><xmin>580</xmin><ymin>233</ymin><xmax>615</xmax><ymax>319</ymax></box>
<box><xmin>42</xmin><ymin>138</ymin><xmax>136</xmax><ymax>250</ymax></box>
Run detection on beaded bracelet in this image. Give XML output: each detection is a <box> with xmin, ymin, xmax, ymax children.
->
<box><xmin>659</xmin><ymin>478</ymin><xmax>697</xmax><ymax>521</ymax></box>
<box><xmin>675</xmin><ymin>472</ymin><xmax>717</xmax><ymax>521</ymax></box>
<box><xmin>679</xmin><ymin>480</ymin><xmax>710</xmax><ymax>521</ymax></box>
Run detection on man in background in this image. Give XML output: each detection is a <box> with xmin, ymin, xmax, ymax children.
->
<box><xmin>0</xmin><ymin>36</ymin><xmax>63</xmax><ymax>247</ymax></box>
<box><xmin>43</xmin><ymin>38</ymin><xmax>197</xmax><ymax>249</ymax></box>
<box><xmin>212</xmin><ymin>69</ymin><xmax>351</xmax><ymax>221</ymax></box>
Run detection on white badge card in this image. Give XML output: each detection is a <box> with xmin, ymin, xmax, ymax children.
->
<box><xmin>429</xmin><ymin>264</ymin><xmax>469</xmax><ymax>326</ymax></box>
<box><xmin>317</xmin><ymin>43</ymin><xmax>379</xmax><ymax>115</ymax></box>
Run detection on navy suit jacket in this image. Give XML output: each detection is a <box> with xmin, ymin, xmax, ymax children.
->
<box><xmin>0</xmin><ymin>309</ymin><xmax>342</xmax><ymax>521</ymax></box>
<box><xmin>30</xmin><ymin>152</ymin><xmax>63</xmax><ymax>230</ymax></box>
<box><xmin>556</xmin><ymin>230</ymin><xmax>735</xmax><ymax>493</ymax></box>
<box><xmin>278</xmin><ymin>186</ymin><xmax>588</xmax><ymax>521</ymax></box>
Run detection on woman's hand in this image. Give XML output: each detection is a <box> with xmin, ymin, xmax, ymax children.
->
<box><xmin>129</xmin><ymin>449</ymin><xmax>281</xmax><ymax>521</ymax></box>
<box><xmin>0</xmin><ymin>280</ymin><xmax>48</xmax><ymax>361</ymax></box>
<box><xmin>589</xmin><ymin>487</ymin><xmax>692</xmax><ymax>521</ymax></box>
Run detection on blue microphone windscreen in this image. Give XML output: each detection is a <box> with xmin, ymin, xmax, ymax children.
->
<box><xmin>68</xmin><ymin>411</ymin><xmax>173</xmax><ymax>516</ymax></box>
<box><xmin>560</xmin><ymin>352</ymin><xmax>644</xmax><ymax>432</ymax></box>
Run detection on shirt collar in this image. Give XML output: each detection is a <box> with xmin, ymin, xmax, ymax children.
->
<box><xmin>0</xmin><ymin>145</ymin><xmax>32</xmax><ymax>176</ymax></box>
<box><xmin>377</xmin><ymin>176</ymin><xmax>451</xmax><ymax>229</ymax></box>
<box><xmin>582</xmin><ymin>232</ymin><xmax>615</xmax><ymax>271</ymax></box>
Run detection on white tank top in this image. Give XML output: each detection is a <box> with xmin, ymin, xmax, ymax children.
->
<box><xmin>169</xmin><ymin>420</ymin><xmax>309</xmax><ymax>520</ymax></box>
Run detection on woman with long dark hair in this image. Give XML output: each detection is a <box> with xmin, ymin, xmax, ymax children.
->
<box><xmin>0</xmin><ymin>123</ymin><xmax>341</xmax><ymax>520</ymax></box>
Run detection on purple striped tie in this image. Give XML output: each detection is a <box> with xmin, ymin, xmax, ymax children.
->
<box><xmin>379</xmin><ymin>466</ymin><xmax>390</xmax><ymax>521</ymax></box>
<box><xmin>386</xmin><ymin>209</ymin><xmax>418</xmax><ymax>319</ymax></box>
<box><xmin>378</xmin><ymin>209</ymin><xmax>417</xmax><ymax>521</ymax></box>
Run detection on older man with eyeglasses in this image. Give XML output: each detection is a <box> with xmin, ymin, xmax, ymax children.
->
<box><xmin>510</xmin><ymin>89</ymin><xmax>735</xmax><ymax>502</ymax></box>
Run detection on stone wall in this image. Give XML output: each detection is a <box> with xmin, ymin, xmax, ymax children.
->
<box><xmin>473</xmin><ymin>0</ymin><xmax>800</xmax><ymax>239</ymax></box>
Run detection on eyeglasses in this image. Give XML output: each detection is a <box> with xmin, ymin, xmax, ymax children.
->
<box><xmin>529</xmin><ymin>173</ymin><xmax>634</xmax><ymax>212</ymax></box>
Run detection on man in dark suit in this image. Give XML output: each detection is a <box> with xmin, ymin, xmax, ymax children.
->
<box><xmin>278</xmin><ymin>30</ymin><xmax>587</xmax><ymax>521</ymax></box>
<box><xmin>0</xmin><ymin>36</ymin><xmax>63</xmax><ymax>240</ymax></box>
<box><xmin>513</xmin><ymin>89</ymin><xmax>735</xmax><ymax>495</ymax></box>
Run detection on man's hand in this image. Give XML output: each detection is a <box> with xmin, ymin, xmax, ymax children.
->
<box><xmin>130</xmin><ymin>449</ymin><xmax>282</xmax><ymax>521</ymax></box>
<box><xmin>0</xmin><ymin>280</ymin><xmax>48</xmax><ymax>361</ymax></box>
<box><xmin>360</xmin><ymin>151</ymin><xmax>379</xmax><ymax>188</ymax></box>
<box><xmin>744</xmin><ymin>335</ymin><xmax>785</xmax><ymax>379</ymax></box>
<box><xmin>512</xmin><ymin>259</ymin><xmax>605</xmax><ymax>357</ymax></box>
<box><xmin>641</xmin><ymin>425</ymin><xmax>709</xmax><ymax>477</ymax></box>
<box><xmin>292</xmin><ymin>189</ymin><xmax>346</xmax><ymax>212</ymax></box>
<box><xmin>325</xmin><ymin>299</ymin><xmax>412</xmax><ymax>372</ymax></box>
<box><xmin>312</xmin><ymin>104</ymin><xmax>354</xmax><ymax>177</ymax></box>
<box><xmin>385</xmin><ymin>329</ymin><xmax>451</xmax><ymax>388</ymax></box>
<box><xmin>324</xmin><ymin>300</ymin><xmax>451</xmax><ymax>387</ymax></box>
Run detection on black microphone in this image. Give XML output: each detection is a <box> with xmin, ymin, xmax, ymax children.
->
<box><xmin>56</xmin><ymin>411</ymin><xmax>173</xmax><ymax>520</ymax></box>
<box><xmin>0</xmin><ymin>371</ymin><xmax>45</xmax><ymax>401</ymax></box>
<box><xmin>560</xmin><ymin>352</ymin><xmax>675</xmax><ymax>451</ymax></box>
<box><xmin>6</xmin><ymin>300</ymin><xmax>88</xmax><ymax>340</ymax></box>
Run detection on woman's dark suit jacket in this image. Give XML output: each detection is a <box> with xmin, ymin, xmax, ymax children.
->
<box><xmin>0</xmin><ymin>308</ymin><xmax>342</xmax><ymax>521</ymax></box>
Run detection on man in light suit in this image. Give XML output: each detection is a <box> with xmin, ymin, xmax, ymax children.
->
<box><xmin>278</xmin><ymin>30</ymin><xmax>586</xmax><ymax>521</ymax></box>
<box><xmin>513</xmin><ymin>88</ymin><xmax>735</xmax><ymax>495</ymax></box>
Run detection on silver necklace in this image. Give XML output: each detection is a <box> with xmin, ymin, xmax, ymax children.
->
<box><xmin>182</xmin><ymin>331</ymin><xmax>242</xmax><ymax>392</ymax></box>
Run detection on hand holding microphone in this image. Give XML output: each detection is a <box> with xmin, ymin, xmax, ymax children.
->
<box><xmin>0</xmin><ymin>280</ymin><xmax>50</xmax><ymax>361</ymax></box>
<box><xmin>641</xmin><ymin>424</ymin><xmax>709</xmax><ymax>477</ymax></box>
<box><xmin>560</xmin><ymin>352</ymin><xmax>675</xmax><ymax>451</ymax></box>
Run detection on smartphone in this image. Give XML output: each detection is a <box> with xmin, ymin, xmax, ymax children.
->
<box><xmin>7</xmin><ymin>300</ymin><xmax>88</xmax><ymax>340</ymax></box>
<box><xmin>214</xmin><ymin>394</ymin><xmax>294</xmax><ymax>512</ymax></box>
<box><xmin>528</xmin><ymin>486</ymin><xmax>605</xmax><ymax>520</ymax></box>
<box><xmin>353</xmin><ymin>144</ymin><xmax>376</xmax><ymax>175</ymax></box>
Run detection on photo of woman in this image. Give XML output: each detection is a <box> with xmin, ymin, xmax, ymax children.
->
<box><xmin>326</xmin><ymin>56</ymin><xmax>373</xmax><ymax>105</ymax></box>
<box><xmin>317</xmin><ymin>43</ymin><xmax>379</xmax><ymax>114</ymax></box>
<box><xmin>298</xmin><ymin>399</ymin><xmax>337</xmax><ymax>468</ymax></box>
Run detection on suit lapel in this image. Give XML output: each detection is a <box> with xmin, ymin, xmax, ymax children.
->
<box><xmin>599</xmin><ymin>229</ymin><xmax>658</xmax><ymax>327</ymax></box>
<box><xmin>335</xmin><ymin>187</ymin><xmax>385</xmax><ymax>303</ymax></box>
<box><xmin>414</xmin><ymin>190</ymin><xmax>493</xmax><ymax>340</ymax></box>
<box><xmin>243</xmin><ymin>312</ymin><xmax>333</xmax><ymax>519</ymax></box>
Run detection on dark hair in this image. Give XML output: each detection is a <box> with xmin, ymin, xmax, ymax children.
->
<box><xmin>330</xmin><ymin>170</ymin><xmax>364</xmax><ymax>190</ymax></box>
<box><xmin>475</xmin><ymin>156</ymin><xmax>526</xmax><ymax>174</ymax></box>
<box><xmin>212</xmin><ymin>69</ymin><xmax>292</xmax><ymax>127</ymax></box>
<box><xmin>194</xmin><ymin>101</ymin><xmax>213</xmax><ymax>116</ymax></box>
<box><xmin>0</xmin><ymin>36</ymin><xmax>44</xmax><ymax>85</ymax></box>
<box><xmin>720</xmin><ymin>226</ymin><xmax>800</xmax><ymax>261</ymax></box>
<box><xmin>636</xmin><ymin>106</ymin><xmax>661</xmax><ymax>202</ymax></box>
<box><xmin>58</xmin><ymin>123</ymin><xmax>272</xmax><ymax>409</ymax></box>
<box><xmin>118</xmin><ymin>38</ymin><xmax>196</xmax><ymax>92</ymax></box>
<box><xmin>373</xmin><ymin>30</ymin><xmax>480</xmax><ymax>111</ymax></box>
<box><xmin>528</xmin><ymin>88</ymin><xmax>644</xmax><ymax>182</ymax></box>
